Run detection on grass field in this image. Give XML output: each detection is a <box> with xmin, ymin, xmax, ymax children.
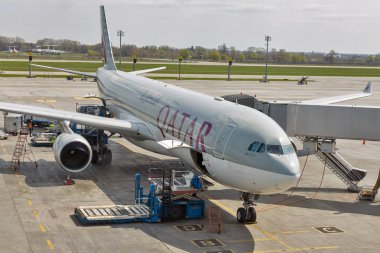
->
<box><xmin>1</xmin><ymin>60</ymin><xmax>380</xmax><ymax>77</ymax></box>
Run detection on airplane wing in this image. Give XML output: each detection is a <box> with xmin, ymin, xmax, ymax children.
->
<box><xmin>129</xmin><ymin>67</ymin><xmax>166</xmax><ymax>75</ymax></box>
<box><xmin>30</xmin><ymin>64</ymin><xmax>97</xmax><ymax>78</ymax></box>
<box><xmin>301</xmin><ymin>82</ymin><xmax>372</xmax><ymax>105</ymax></box>
<box><xmin>0</xmin><ymin>102</ymin><xmax>154</xmax><ymax>141</ymax></box>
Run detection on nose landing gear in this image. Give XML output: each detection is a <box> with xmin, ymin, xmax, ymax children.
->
<box><xmin>237</xmin><ymin>192</ymin><xmax>259</xmax><ymax>223</ymax></box>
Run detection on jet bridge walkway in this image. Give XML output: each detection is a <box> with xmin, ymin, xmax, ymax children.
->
<box><xmin>222</xmin><ymin>88</ymin><xmax>376</xmax><ymax>192</ymax></box>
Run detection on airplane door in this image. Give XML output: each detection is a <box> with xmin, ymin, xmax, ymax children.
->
<box><xmin>213</xmin><ymin>124</ymin><xmax>236</xmax><ymax>158</ymax></box>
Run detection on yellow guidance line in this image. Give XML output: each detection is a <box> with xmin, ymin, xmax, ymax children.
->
<box><xmin>27</xmin><ymin>200</ymin><xmax>33</xmax><ymax>207</ymax></box>
<box><xmin>39</xmin><ymin>224</ymin><xmax>47</xmax><ymax>233</ymax></box>
<box><xmin>46</xmin><ymin>240</ymin><xmax>55</xmax><ymax>250</ymax></box>
<box><xmin>203</xmin><ymin>194</ymin><xmax>235</xmax><ymax>216</ymax></box>
<box><xmin>33</xmin><ymin>211</ymin><xmax>39</xmax><ymax>219</ymax></box>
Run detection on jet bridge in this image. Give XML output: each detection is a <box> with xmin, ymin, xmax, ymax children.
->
<box><xmin>222</xmin><ymin>88</ymin><xmax>376</xmax><ymax>192</ymax></box>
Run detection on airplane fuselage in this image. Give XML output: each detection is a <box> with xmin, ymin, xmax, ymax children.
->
<box><xmin>96</xmin><ymin>68</ymin><xmax>301</xmax><ymax>194</ymax></box>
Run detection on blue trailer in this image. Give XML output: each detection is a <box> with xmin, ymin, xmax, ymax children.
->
<box><xmin>74</xmin><ymin>172</ymin><xmax>205</xmax><ymax>224</ymax></box>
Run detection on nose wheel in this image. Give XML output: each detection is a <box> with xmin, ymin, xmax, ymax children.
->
<box><xmin>237</xmin><ymin>192</ymin><xmax>259</xmax><ymax>223</ymax></box>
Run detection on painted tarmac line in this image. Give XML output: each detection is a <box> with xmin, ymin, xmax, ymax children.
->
<box><xmin>39</xmin><ymin>223</ymin><xmax>46</xmax><ymax>233</ymax></box>
<box><xmin>46</xmin><ymin>240</ymin><xmax>55</xmax><ymax>250</ymax></box>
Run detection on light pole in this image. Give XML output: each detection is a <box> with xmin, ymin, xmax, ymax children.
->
<box><xmin>178</xmin><ymin>55</ymin><xmax>183</xmax><ymax>80</ymax></box>
<box><xmin>132</xmin><ymin>54</ymin><xmax>137</xmax><ymax>71</ymax></box>
<box><xmin>227</xmin><ymin>57</ymin><xmax>232</xmax><ymax>81</ymax></box>
<box><xmin>263</xmin><ymin>35</ymin><xmax>271</xmax><ymax>82</ymax></box>
<box><xmin>116</xmin><ymin>30</ymin><xmax>125</xmax><ymax>67</ymax></box>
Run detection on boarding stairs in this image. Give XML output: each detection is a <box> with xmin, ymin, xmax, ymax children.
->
<box><xmin>314</xmin><ymin>145</ymin><xmax>366</xmax><ymax>192</ymax></box>
<box><xmin>9</xmin><ymin>126</ymin><xmax>38</xmax><ymax>171</ymax></box>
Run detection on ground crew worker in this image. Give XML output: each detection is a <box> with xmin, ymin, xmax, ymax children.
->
<box><xmin>51</xmin><ymin>135</ymin><xmax>56</xmax><ymax>144</ymax></box>
<box><xmin>49</xmin><ymin>121</ymin><xmax>55</xmax><ymax>132</ymax></box>
<box><xmin>27</xmin><ymin>120</ymin><xmax>33</xmax><ymax>137</ymax></box>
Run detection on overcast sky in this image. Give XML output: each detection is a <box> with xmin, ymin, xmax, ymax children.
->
<box><xmin>1</xmin><ymin>0</ymin><xmax>379</xmax><ymax>54</ymax></box>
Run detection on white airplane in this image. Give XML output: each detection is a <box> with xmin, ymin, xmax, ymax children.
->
<box><xmin>41</xmin><ymin>45</ymin><xmax>65</xmax><ymax>55</ymax></box>
<box><xmin>5</xmin><ymin>46</ymin><xmax>18</xmax><ymax>53</ymax></box>
<box><xmin>0</xmin><ymin>6</ymin><xmax>371</xmax><ymax>223</ymax></box>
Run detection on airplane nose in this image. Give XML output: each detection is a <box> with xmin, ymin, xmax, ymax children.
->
<box><xmin>271</xmin><ymin>154</ymin><xmax>301</xmax><ymax>190</ymax></box>
<box><xmin>272</xmin><ymin>154</ymin><xmax>300</xmax><ymax>176</ymax></box>
<box><xmin>286</xmin><ymin>154</ymin><xmax>301</xmax><ymax>177</ymax></box>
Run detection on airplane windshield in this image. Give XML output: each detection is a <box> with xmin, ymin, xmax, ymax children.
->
<box><xmin>267</xmin><ymin>144</ymin><xmax>294</xmax><ymax>155</ymax></box>
<box><xmin>267</xmin><ymin>145</ymin><xmax>283</xmax><ymax>154</ymax></box>
<box><xmin>282</xmin><ymin>144</ymin><xmax>295</xmax><ymax>155</ymax></box>
<box><xmin>248</xmin><ymin>143</ymin><xmax>294</xmax><ymax>155</ymax></box>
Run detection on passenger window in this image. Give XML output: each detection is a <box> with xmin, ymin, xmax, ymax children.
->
<box><xmin>248</xmin><ymin>142</ymin><xmax>260</xmax><ymax>152</ymax></box>
<box><xmin>257</xmin><ymin>143</ymin><xmax>266</xmax><ymax>153</ymax></box>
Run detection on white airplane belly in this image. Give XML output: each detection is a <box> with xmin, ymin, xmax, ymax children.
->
<box><xmin>202</xmin><ymin>153</ymin><xmax>298</xmax><ymax>194</ymax></box>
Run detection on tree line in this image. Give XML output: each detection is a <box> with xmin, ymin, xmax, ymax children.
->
<box><xmin>1</xmin><ymin>35</ymin><xmax>380</xmax><ymax>65</ymax></box>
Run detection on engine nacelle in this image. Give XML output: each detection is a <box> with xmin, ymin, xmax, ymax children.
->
<box><xmin>53</xmin><ymin>133</ymin><xmax>92</xmax><ymax>173</ymax></box>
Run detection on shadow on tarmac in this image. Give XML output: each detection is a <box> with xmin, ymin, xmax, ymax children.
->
<box><xmin>2</xmin><ymin>140</ymin><xmax>255</xmax><ymax>253</ymax></box>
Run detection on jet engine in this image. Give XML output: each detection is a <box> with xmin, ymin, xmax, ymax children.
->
<box><xmin>53</xmin><ymin>133</ymin><xmax>92</xmax><ymax>173</ymax></box>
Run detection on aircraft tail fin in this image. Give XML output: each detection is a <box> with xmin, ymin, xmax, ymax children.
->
<box><xmin>100</xmin><ymin>6</ymin><xmax>117</xmax><ymax>70</ymax></box>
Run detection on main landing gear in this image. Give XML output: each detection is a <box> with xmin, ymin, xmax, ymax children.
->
<box><xmin>237</xmin><ymin>192</ymin><xmax>259</xmax><ymax>223</ymax></box>
<box><xmin>90</xmin><ymin>129</ymin><xmax>112</xmax><ymax>165</ymax></box>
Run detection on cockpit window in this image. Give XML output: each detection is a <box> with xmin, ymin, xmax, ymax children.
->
<box><xmin>282</xmin><ymin>144</ymin><xmax>295</xmax><ymax>155</ymax></box>
<box><xmin>267</xmin><ymin>145</ymin><xmax>283</xmax><ymax>154</ymax></box>
<box><xmin>267</xmin><ymin>144</ymin><xmax>295</xmax><ymax>155</ymax></box>
<box><xmin>257</xmin><ymin>143</ymin><xmax>266</xmax><ymax>153</ymax></box>
<box><xmin>248</xmin><ymin>142</ymin><xmax>260</xmax><ymax>152</ymax></box>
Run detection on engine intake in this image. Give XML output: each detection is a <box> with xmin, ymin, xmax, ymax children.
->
<box><xmin>53</xmin><ymin>133</ymin><xmax>92</xmax><ymax>173</ymax></box>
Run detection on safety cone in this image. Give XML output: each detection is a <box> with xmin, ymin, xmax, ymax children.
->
<box><xmin>65</xmin><ymin>175</ymin><xmax>75</xmax><ymax>185</ymax></box>
<box><xmin>362</xmin><ymin>139</ymin><xmax>366</xmax><ymax>145</ymax></box>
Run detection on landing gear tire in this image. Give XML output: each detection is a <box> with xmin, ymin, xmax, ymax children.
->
<box><xmin>91</xmin><ymin>150</ymin><xmax>99</xmax><ymax>164</ymax></box>
<box><xmin>237</xmin><ymin>192</ymin><xmax>259</xmax><ymax>224</ymax></box>
<box><xmin>237</xmin><ymin>208</ymin><xmax>247</xmax><ymax>223</ymax></box>
<box><xmin>104</xmin><ymin>149</ymin><xmax>112</xmax><ymax>165</ymax></box>
<box><xmin>247</xmin><ymin>207</ymin><xmax>256</xmax><ymax>223</ymax></box>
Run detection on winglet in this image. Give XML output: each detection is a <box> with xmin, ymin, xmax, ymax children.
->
<box><xmin>100</xmin><ymin>6</ymin><xmax>117</xmax><ymax>70</ymax></box>
<box><xmin>301</xmin><ymin>81</ymin><xmax>373</xmax><ymax>105</ymax></box>
<box><xmin>363</xmin><ymin>81</ymin><xmax>372</xmax><ymax>94</ymax></box>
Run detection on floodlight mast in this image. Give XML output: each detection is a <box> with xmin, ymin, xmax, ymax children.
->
<box><xmin>263</xmin><ymin>35</ymin><xmax>271</xmax><ymax>82</ymax></box>
<box><xmin>117</xmin><ymin>30</ymin><xmax>125</xmax><ymax>66</ymax></box>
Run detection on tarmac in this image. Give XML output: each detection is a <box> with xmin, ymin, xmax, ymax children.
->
<box><xmin>0</xmin><ymin>76</ymin><xmax>378</xmax><ymax>253</ymax></box>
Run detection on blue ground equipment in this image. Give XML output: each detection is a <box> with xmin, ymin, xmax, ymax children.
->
<box><xmin>75</xmin><ymin>171</ymin><xmax>205</xmax><ymax>224</ymax></box>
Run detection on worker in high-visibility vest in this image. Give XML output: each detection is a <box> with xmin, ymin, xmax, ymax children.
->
<box><xmin>49</xmin><ymin>122</ymin><xmax>55</xmax><ymax>132</ymax></box>
<box><xmin>51</xmin><ymin>135</ymin><xmax>56</xmax><ymax>146</ymax></box>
